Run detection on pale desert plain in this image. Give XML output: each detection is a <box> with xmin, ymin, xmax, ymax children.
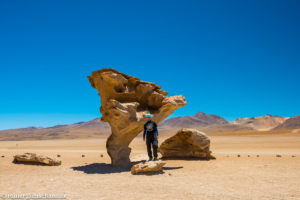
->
<box><xmin>2</xmin><ymin>0</ymin><xmax>300</xmax><ymax>199</ymax></box>
<box><xmin>0</xmin><ymin>132</ymin><xmax>300</xmax><ymax>200</ymax></box>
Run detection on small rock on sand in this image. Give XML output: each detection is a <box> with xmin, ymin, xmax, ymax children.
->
<box><xmin>131</xmin><ymin>160</ymin><xmax>166</xmax><ymax>174</ymax></box>
<box><xmin>13</xmin><ymin>153</ymin><xmax>61</xmax><ymax>166</ymax></box>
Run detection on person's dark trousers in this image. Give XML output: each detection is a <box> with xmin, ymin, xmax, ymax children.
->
<box><xmin>146</xmin><ymin>137</ymin><xmax>158</xmax><ymax>159</ymax></box>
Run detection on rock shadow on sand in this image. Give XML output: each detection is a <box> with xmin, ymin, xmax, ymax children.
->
<box><xmin>163</xmin><ymin>166</ymin><xmax>183</xmax><ymax>170</ymax></box>
<box><xmin>72</xmin><ymin>161</ymin><xmax>183</xmax><ymax>175</ymax></box>
<box><xmin>72</xmin><ymin>163</ymin><xmax>131</xmax><ymax>174</ymax></box>
<box><xmin>13</xmin><ymin>161</ymin><xmax>51</xmax><ymax>166</ymax></box>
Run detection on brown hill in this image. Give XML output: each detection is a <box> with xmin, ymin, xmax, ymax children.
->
<box><xmin>159</xmin><ymin>112</ymin><xmax>253</xmax><ymax>134</ymax></box>
<box><xmin>230</xmin><ymin>114</ymin><xmax>288</xmax><ymax>131</ymax></box>
<box><xmin>273</xmin><ymin>115</ymin><xmax>300</xmax><ymax>130</ymax></box>
<box><xmin>0</xmin><ymin>118</ymin><xmax>110</xmax><ymax>141</ymax></box>
<box><xmin>159</xmin><ymin>112</ymin><xmax>228</xmax><ymax>128</ymax></box>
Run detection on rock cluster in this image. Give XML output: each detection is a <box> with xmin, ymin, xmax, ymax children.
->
<box><xmin>131</xmin><ymin>160</ymin><xmax>166</xmax><ymax>174</ymax></box>
<box><xmin>13</xmin><ymin>153</ymin><xmax>61</xmax><ymax>166</ymax></box>
<box><xmin>88</xmin><ymin>68</ymin><xmax>186</xmax><ymax>167</ymax></box>
<box><xmin>158</xmin><ymin>128</ymin><xmax>214</xmax><ymax>159</ymax></box>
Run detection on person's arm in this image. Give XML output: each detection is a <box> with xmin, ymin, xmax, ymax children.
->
<box><xmin>156</xmin><ymin>126</ymin><xmax>159</xmax><ymax>137</ymax></box>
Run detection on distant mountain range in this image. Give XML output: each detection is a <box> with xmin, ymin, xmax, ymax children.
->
<box><xmin>0</xmin><ymin>118</ymin><xmax>110</xmax><ymax>141</ymax></box>
<box><xmin>159</xmin><ymin>112</ymin><xmax>254</xmax><ymax>134</ymax></box>
<box><xmin>0</xmin><ymin>112</ymin><xmax>299</xmax><ymax>141</ymax></box>
<box><xmin>230</xmin><ymin>114</ymin><xmax>288</xmax><ymax>131</ymax></box>
<box><xmin>272</xmin><ymin>115</ymin><xmax>300</xmax><ymax>130</ymax></box>
<box><xmin>160</xmin><ymin>112</ymin><xmax>227</xmax><ymax>128</ymax></box>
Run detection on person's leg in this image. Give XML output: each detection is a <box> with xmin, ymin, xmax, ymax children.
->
<box><xmin>146</xmin><ymin>139</ymin><xmax>152</xmax><ymax>160</ymax></box>
<box><xmin>152</xmin><ymin>139</ymin><xmax>158</xmax><ymax>160</ymax></box>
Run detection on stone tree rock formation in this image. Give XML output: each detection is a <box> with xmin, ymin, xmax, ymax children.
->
<box><xmin>88</xmin><ymin>68</ymin><xmax>187</xmax><ymax>167</ymax></box>
<box><xmin>158</xmin><ymin>128</ymin><xmax>215</xmax><ymax>159</ymax></box>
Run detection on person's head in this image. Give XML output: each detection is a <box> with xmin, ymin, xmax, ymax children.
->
<box><xmin>146</xmin><ymin>114</ymin><xmax>152</xmax><ymax>119</ymax></box>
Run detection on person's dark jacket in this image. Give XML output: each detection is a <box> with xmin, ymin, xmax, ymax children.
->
<box><xmin>143</xmin><ymin>120</ymin><xmax>158</xmax><ymax>140</ymax></box>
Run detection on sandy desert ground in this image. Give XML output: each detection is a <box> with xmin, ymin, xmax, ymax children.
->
<box><xmin>0</xmin><ymin>133</ymin><xmax>300</xmax><ymax>200</ymax></box>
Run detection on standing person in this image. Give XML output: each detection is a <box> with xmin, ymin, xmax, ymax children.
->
<box><xmin>143</xmin><ymin>114</ymin><xmax>159</xmax><ymax>161</ymax></box>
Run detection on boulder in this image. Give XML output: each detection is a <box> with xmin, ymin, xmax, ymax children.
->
<box><xmin>131</xmin><ymin>160</ymin><xmax>166</xmax><ymax>174</ymax></box>
<box><xmin>158</xmin><ymin>128</ymin><xmax>214</xmax><ymax>159</ymax></box>
<box><xmin>88</xmin><ymin>68</ymin><xmax>186</xmax><ymax>167</ymax></box>
<box><xmin>13</xmin><ymin>153</ymin><xmax>61</xmax><ymax>166</ymax></box>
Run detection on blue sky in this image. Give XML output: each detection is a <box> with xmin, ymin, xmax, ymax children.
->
<box><xmin>0</xmin><ymin>0</ymin><xmax>299</xmax><ymax>130</ymax></box>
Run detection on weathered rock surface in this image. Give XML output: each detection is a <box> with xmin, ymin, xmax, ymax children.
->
<box><xmin>88</xmin><ymin>68</ymin><xmax>186</xmax><ymax>167</ymax></box>
<box><xmin>13</xmin><ymin>153</ymin><xmax>61</xmax><ymax>166</ymax></box>
<box><xmin>131</xmin><ymin>160</ymin><xmax>166</xmax><ymax>174</ymax></box>
<box><xmin>158</xmin><ymin>128</ymin><xmax>214</xmax><ymax>159</ymax></box>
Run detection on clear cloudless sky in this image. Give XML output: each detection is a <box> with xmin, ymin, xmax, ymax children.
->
<box><xmin>0</xmin><ymin>0</ymin><xmax>299</xmax><ymax>130</ymax></box>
